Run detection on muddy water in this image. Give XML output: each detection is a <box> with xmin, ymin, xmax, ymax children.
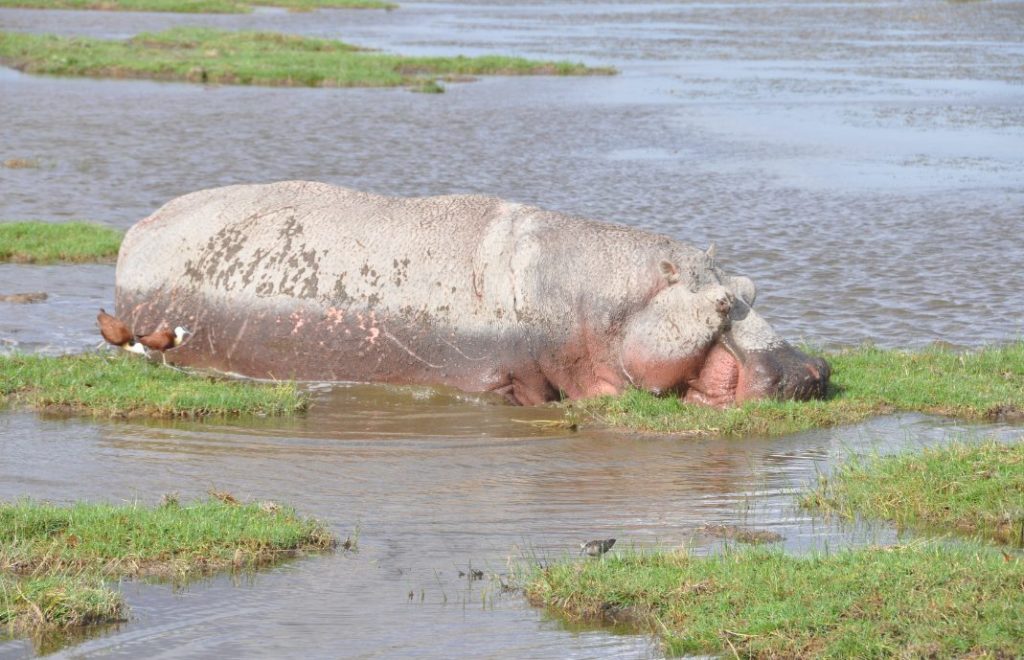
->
<box><xmin>1</xmin><ymin>0</ymin><xmax>1023</xmax><ymax>657</ymax></box>
<box><xmin>5</xmin><ymin>403</ymin><xmax>1018</xmax><ymax>659</ymax></box>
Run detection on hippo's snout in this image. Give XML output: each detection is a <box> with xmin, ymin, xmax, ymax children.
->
<box><xmin>736</xmin><ymin>343</ymin><xmax>831</xmax><ymax>403</ymax></box>
<box><xmin>794</xmin><ymin>355</ymin><xmax>831</xmax><ymax>400</ymax></box>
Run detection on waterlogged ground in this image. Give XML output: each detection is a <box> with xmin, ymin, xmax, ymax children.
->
<box><xmin>1</xmin><ymin>0</ymin><xmax>1023</xmax><ymax>656</ymax></box>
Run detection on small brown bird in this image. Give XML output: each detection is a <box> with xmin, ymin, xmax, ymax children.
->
<box><xmin>97</xmin><ymin>308</ymin><xmax>132</xmax><ymax>347</ymax></box>
<box><xmin>136</xmin><ymin>326</ymin><xmax>190</xmax><ymax>351</ymax></box>
<box><xmin>96</xmin><ymin>308</ymin><xmax>148</xmax><ymax>355</ymax></box>
<box><xmin>580</xmin><ymin>538</ymin><xmax>616</xmax><ymax>558</ymax></box>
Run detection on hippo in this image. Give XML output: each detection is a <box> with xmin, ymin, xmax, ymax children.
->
<box><xmin>115</xmin><ymin>181</ymin><xmax>829</xmax><ymax>406</ymax></box>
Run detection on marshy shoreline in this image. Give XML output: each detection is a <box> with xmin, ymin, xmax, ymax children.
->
<box><xmin>568</xmin><ymin>342</ymin><xmax>1024</xmax><ymax>436</ymax></box>
<box><xmin>3</xmin><ymin>0</ymin><xmax>1022</xmax><ymax>653</ymax></box>
<box><xmin>0</xmin><ymin>496</ymin><xmax>339</xmax><ymax>641</ymax></box>
<box><xmin>0</xmin><ymin>353</ymin><xmax>308</xmax><ymax>418</ymax></box>
<box><xmin>525</xmin><ymin>439</ymin><xmax>1024</xmax><ymax>657</ymax></box>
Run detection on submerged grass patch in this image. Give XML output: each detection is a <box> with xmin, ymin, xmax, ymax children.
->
<box><xmin>0</xmin><ymin>28</ymin><xmax>614</xmax><ymax>90</ymax></box>
<box><xmin>0</xmin><ymin>497</ymin><xmax>335</xmax><ymax>633</ymax></box>
<box><xmin>568</xmin><ymin>342</ymin><xmax>1024</xmax><ymax>436</ymax></box>
<box><xmin>0</xmin><ymin>353</ymin><xmax>307</xmax><ymax>417</ymax></box>
<box><xmin>0</xmin><ymin>222</ymin><xmax>122</xmax><ymax>264</ymax></box>
<box><xmin>526</xmin><ymin>543</ymin><xmax>1024</xmax><ymax>658</ymax></box>
<box><xmin>0</xmin><ymin>0</ymin><xmax>394</xmax><ymax>13</ymax></box>
<box><xmin>803</xmin><ymin>440</ymin><xmax>1024</xmax><ymax>546</ymax></box>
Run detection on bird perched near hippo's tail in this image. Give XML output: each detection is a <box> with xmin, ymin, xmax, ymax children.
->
<box><xmin>97</xmin><ymin>309</ymin><xmax>147</xmax><ymax>354</ymax></box>
<box><xmin>136</xmin><ymin>326</ymin><xmax>191</xmax><ymax>352</ymax></box>
<box><xmin>136</xmin><ymin>326</ymin><xmax>191</xmax><ymax>364</ymax></box>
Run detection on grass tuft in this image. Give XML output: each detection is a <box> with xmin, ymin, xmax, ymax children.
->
<box><xmin>0</xmin><ymin>28</ymin><xmax>614</xmax><ymax>89</ymax></box>
<box><xmin>527</xmin><ymin>543</ymin><xmax>1024</xmax><ymax>657</ymax></box>
<box><xmin>411</xmin><ymin>79</ymin><xmax>444</xmax><ymax>94</ymax></box>
<box><xmin>567</xmin><ymin>342</ymin><xmax>1024</xmax><ymax>436</ymax></box>
<box><xmin>0</xmin><ymin>573</ymin><xmax>124</xmax><ymax>634</ymax></box>
<box><xmin>803</xmin><ymin>440</ymin><xmax>1024</xmax><ymax>546</ymax></box>
<box><xmin>0</xmin><ymin>353</ymin><xmax>308</xmax><ymax>418</ymax></box>
<box><xmin>0</xmin><ymin>221</ymin><xmax>122</xmax><ymax>264</ymax></box>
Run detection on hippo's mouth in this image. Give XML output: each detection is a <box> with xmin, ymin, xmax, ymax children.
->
<box><xmin>683</xmin><ymin>340</ymin><xmax>741</xmax><ymax>407</ymax></box>
<box><xmin>681</xmin><ymin>334</ymin><xmax>832</xmax><ymax>407</ymax></box>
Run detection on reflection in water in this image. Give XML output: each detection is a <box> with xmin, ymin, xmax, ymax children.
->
<box><xmin>1</xmin><ymin>0</ymin><xmax>1023</xmax><ymax>656</ymax></box>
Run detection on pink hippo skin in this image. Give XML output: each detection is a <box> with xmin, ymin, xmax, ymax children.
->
<box><xmin>115</xmin><ymin>181</ymin><xmax>829</xmax><ymax>406</ymax></box>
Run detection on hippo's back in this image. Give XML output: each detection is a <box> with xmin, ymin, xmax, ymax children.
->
<box><xmin>117</xmin><ymin>181</ymin><xmax>514</xmax><ymax>313</ymax></box>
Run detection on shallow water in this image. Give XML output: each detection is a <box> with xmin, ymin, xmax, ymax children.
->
<box><xmin>1</xmin><ymin>0</ymin><xmax>1023</xmax><ymax>656</ymax></box>
<box><xmin>3</xmin><ymin>402</ymin><xmax>1018</xmax><ymax>659</ymax></box>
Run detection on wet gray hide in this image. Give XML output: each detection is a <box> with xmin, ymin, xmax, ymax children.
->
<box><xmin>116</xmin><ymin>181</ymin><xmax>829</xmax><ymax>405</ymax></box>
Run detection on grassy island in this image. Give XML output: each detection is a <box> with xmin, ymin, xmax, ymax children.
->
<box><xmin>0</xmin><ymin>222</ymin><xmax>122</xmax><ymax>264</ymax></box>
<box><xmin>0</xmin><ymin>0</ymin><xmax>395</xmax><ymax>13</ymax></box>
<box><xmin>527</xmin><ymin>543</ymin><xmax>1024</xmax><ymax>658</ymax></box>
<box><xmin>0</xmin><ymin>353</ymin><xmax>307</xmax><ymax>417</ymax></box>
<box><xmin>0</xmin><ymin>28</ymin><xmax>614</xmax><ymax>90</ymax></box>
<box><xmin>804</xmin><ymin>440</ymin><xmax>1024</xmax><ymax>547</ymax></box>
<box><xmin>0</xmin><ymin>497</ymin><xmax>336</xmax><ymax>634</ymax></box>
<box><xmin>528</xmin><ymin>438</ymin><xmax>1024</xmax><ymax>656</ymax></box>
<box><xmin>568</xmin><ymin>342</ymin><xmax>1024</xmax><ymax>437</ymax></box>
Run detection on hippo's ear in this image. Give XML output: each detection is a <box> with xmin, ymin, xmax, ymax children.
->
<box><xmin>728</xmin><ymin>275</ymin><xmax>757</xmax><ymax>306</ymax></box>
<box><xmin>659</xmin><ymin>260</ymin><xmax>680</xmax><ymax>284</ymax></box>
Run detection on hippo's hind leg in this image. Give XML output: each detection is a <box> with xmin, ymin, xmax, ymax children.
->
<box><xmin>490</xmin><ymin>367</ymin><xmax>559</xmax><ymax>406</ymax></box>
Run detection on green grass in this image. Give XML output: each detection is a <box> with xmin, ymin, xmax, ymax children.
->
<box><xmin>529</xmin><ymin>438</ymin><xmax>1024</xmax><ymax>655</ymax></box>
<box><xmin>803</xmin><ymin>440</ymin><xmax>1024</xmax><ymax>547</ymax></box>
<box><xmin>0</xmin><ymin>0</ymin><xmax>395</xmax><ymax>14</ymax></box>
<box><xmin>0</xmin><ymin>497</ymin><xmax>336</xmax><ymax>577</ymax></box>
<box><xmin>1</xmin><ymin>573</ymin><xmax>124</xmax><ymax>635</ymax></box>
<box><xmin>567</xmin><ymin>342</ymin><xmax>1024</xmax><ymax>436</ymax></box>
<box><xmin>0</xmin><ymin>353</ymin><xmax>308</xmax><ymax>417</ymax></box>
<box><xmin>0</xmin><ymin>28</ymin><xmax>614</xmax><ymax>90</ymax></box>
<box><xmin>0</xmin><ymin>222</ymin><xmax>122</xmax><ymax>264</ymax></box>
<box><xmin>526</xmin><ymin>543</ymin><xmax>1024</xmax><ymax>658</ymax></box>
<box><xmin>0</xmin><ymin>497</ymin><xmax>335</xmax><ymax>634</ymax></box>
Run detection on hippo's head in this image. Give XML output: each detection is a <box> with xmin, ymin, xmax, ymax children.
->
<box><xmin>620</xmin><ymin>269</ymin><xmax>830</xmax><ymax>407</ymax></box>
